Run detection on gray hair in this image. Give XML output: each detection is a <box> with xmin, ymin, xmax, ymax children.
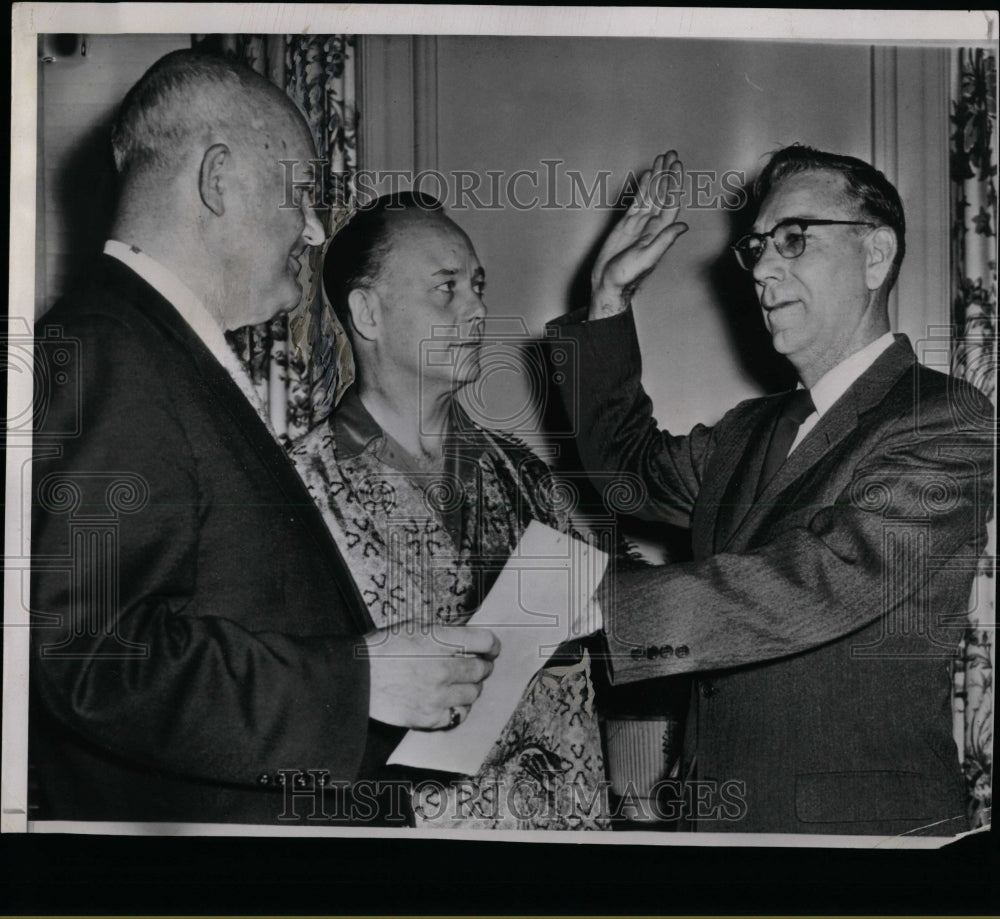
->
<box><xmin>111</xmin><ymin>49</ymin><xmax>291</xmax><ymax>178</ymax></box>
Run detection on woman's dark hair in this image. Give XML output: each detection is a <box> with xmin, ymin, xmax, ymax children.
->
<box><xmin>754</xmin><ymin>144</ymin><xmax>906</xmax><ymax>293</ymax></box>
<box><xmin>323</xmin><ymin>191</ymin><xmax>444</xmax><ymax>333</ymax></box>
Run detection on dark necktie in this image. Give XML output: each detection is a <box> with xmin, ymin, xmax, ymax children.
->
<box><xmin>756</xmin><ymin>388</ymin><xmax>815</xmax><ymax>497</ymax></box>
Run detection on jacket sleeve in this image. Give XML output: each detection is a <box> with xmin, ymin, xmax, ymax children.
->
<box><xmin>601</xmin><ymin>395</ymin><xmax>993</xmax><ymax>681</ymax></box>
<box><xmin>31</xmin><ymin>312</ymin><xmax>371</xmax><ymax>787</ymax></box>
<box><xmin>547</xmin><ymin>307</ymin><xmax>714</xmax><ymax>527</ymax></box>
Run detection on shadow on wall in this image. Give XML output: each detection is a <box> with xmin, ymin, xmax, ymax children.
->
<box><xmin>701</xmin><ymin>174</ymin><xmax>797</xmax><ymax>397</ymax></box>
<box><xmin>560</xmin><ymin>173</ymin><xmax>796</xmax><ymax>400</ymax></box>
<box><xmin>534</xmin><ymin>173</ymin><xmax>798</xmax><ymax>558</ymax></box>
<box><xmin>53</xmin><ymin>114</ymin><xmax>118</xmax><ymax>304</ymax></box>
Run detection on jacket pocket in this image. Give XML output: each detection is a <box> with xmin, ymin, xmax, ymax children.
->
<box><xmin>795</xmin><ymin>770</ymin><xmax>933</xmax><ymax>824</ymax></box>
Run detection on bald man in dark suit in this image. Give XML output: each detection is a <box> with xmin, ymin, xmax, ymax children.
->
<box><xmin>30</xmin><ymin>49</ymin><xmax>497</xmax><ymax>825</ymax></box>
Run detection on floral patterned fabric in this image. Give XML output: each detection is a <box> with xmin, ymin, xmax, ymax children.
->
<box><xmin>192</xmin><ymin>34</ymin><xmax>358</xmax><ymax>440</ymax></box>
<box><xmin>950</xmin><ymin>46</ymin><xmax>996</xmax><ymax>830</ymax></box>
<box><xmin>289</xmin><ymin>391</ymin><xmax>610</xmax><ymax>830</ymax></box>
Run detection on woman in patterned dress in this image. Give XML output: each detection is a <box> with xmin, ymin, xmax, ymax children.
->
<box><xmin>290</xmin><ymin>193</ymin><xmax>609</xmax><ymax>830</ymax></box>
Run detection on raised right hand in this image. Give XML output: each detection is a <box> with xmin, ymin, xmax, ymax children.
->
<box><xmin>589</xmin><ymin>150</ymin><xmax>689</xmax><ymax>321</ymax></box>
<box><xmin>363</xmin><ymin>625</ymin><xmax>501</xmax><ymax>730</ymax></box>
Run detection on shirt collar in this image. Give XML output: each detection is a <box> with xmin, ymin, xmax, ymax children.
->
<box><xmin>806</xmin><ymin>332</ymin><xmax>895</xmax><ymax>418</ymax></box>
<box><xmin>331</xmin><ymin>386</ymin><xmax>386</xmax><ymax>460</ymax></box>
<box><xmin>332</xmin><ymin>386</ymin><xmax>485</xmax><ymax>479</ymax></box>
<box><xmin>103</xmin><ymin>240</ymin><xmax>227</xmax><ymax>354</ymax></box>
<box><xmin>103</xmin><ymin>240</ymin><xmax>270</xmax><ymax>422</ymax></box>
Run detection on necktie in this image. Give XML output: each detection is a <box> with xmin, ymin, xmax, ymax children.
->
<box><xmin>756</xmin><ymin>388</ymin><xmax>815</xmax><ymax>497</ymax></box>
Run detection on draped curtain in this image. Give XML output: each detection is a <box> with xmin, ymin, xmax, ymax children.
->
<box><xmin>949</xmin><ymin>46</ymin><xmax>996</xmax><ymax>830</ymax></box>
<box><xmin>192</xmin><ymin>34</ymin><xmax>357</xmax><ymax>441</ymax></box>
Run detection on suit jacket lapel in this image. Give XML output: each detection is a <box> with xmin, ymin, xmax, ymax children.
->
<box><xmin>700</xmin><ymin>397</ymin><xmax>781</xmax><ymax>555</ymax></box>
<box><xmin>750</xmin><ymin>390</ymin><xmax>858</xmax><ymax>513</ymax></box>
<box><xmin>106</xmin><ymin>256</ymin><xmax>373</xmax><ymax>633</ymax></box>
<box><xmin>718</xmin><ymin>336</ymin><xmax>917</xmax><ymax>552</ymax></box>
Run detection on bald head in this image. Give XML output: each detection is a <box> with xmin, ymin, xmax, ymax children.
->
<box><xmin>108</xmin><ymin>49</ymin><xmax>326</xmax><ymax>330</ymax></box>
<box><xmin>111</xmin><ymin>49</ymin><xmax>304</xmax><ymax>186</ymax></box>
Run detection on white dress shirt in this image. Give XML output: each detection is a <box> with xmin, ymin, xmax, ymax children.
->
<box><xmin>103</xmin><ymin>240</ymin><xmax>272</xmax><ymax>428</ymax></box>
<box><xmin>790</xmin><ymin>331</ymin><xmax>896</xmax><ymax>453</ymax></box>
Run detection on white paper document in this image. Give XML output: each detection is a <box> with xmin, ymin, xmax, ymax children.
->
<box><xmin>386</xmin><ymin>521</ymin><xmax>609</xmax><ymax>775</ymax></box>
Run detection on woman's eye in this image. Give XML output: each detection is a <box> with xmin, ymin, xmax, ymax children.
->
<box><xmin>474</xmin><ymin>281</ymin><xmax>486</xmax><ymax>297</ymax></box>
<box><xmin>434</xmin><ymin>280</ymin><xmax>456</xmax><ymax>293</ymax></box>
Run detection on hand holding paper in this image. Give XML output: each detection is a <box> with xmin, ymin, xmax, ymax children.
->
<box><xmin>364</xmin><ymin>625</ymin><xmax>501</xmax><ymax>730</ymax></box>
<box><xmin>387</xmin><ymin>522</ymin><xmax>608</xmax><ymax>775</ymax></box>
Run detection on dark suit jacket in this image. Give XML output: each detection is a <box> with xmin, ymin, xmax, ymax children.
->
<box><xmin>549</xmin><ymin>307</ymin><xmax>993</xmax><ymax>835</ymax></box>
<box><xmin>30</xmin><ymin>256</ymin><xmax>401</xmax><ymax>825</ymax></box>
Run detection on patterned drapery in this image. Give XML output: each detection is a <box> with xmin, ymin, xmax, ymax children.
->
<box><xmin>192</xmin><ymin>34</ymin><xmax>358</xmax><ymax>440</ymax></box>
<box><xmin>949</xmin><ymin>46</ymin><xmax>996</xmax><ymax>830</ymax></box>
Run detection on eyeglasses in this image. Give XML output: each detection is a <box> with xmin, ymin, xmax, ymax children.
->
<box><xmin>731</xmin><ymin>218</ymin><xmax>878</xmax><ymax>271</ymax></box>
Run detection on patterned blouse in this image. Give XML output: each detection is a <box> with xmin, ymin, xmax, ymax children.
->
<box><xmin>290</xmin><ymin>388</ymin><xmax>609</xmax><ymax>830</ymax></box>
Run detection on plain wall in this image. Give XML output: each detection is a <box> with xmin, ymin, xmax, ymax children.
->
<box><xmin>36</xmin><ymin>33</ymin><xmax>191</xmax><ymax>315</ymax></box>
<box><xmin>434</xmin><ymin>37</ymin><xmax>875</xmax><ymax>435</ymax></box>
<box><xmin>36</xmin><ymin>35</ymin><xmax>950</xmax><ymax>440</ymax></box>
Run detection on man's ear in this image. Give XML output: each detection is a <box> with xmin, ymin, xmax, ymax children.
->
<box><xmin>347</xmin><ymin>287</ymin><xmax>379</xmax><ymax>342</ymax></box>
<box><xmin>865</xmin><ymin>226</ymin><xmax>897</xmax><ymax>291</ymax></box>
<box><xmin>199</xmin><ymin>144</ymin><xmax>230</xmax><ymax>217</ymax></box>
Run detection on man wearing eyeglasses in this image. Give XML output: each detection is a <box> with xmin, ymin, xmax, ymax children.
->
<box><xmin>549</xmin><ymin>144</ymin><xmax>993</xmax><ymax>834</ymax></box>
